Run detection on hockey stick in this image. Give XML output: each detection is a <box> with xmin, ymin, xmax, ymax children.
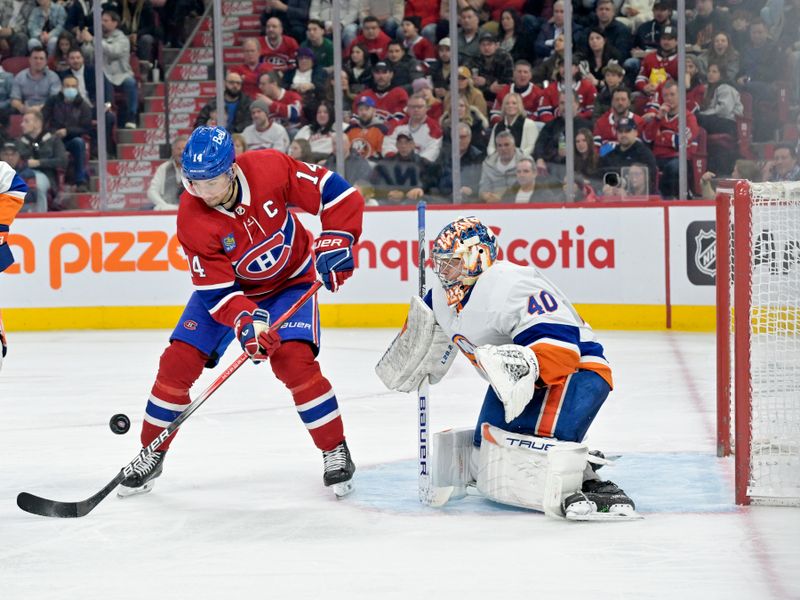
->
<box><xmin>416</xmin><ymin>201</ymin><xmax>432</xmax><ymax>504</ymax></box>
<box><xmin>17</xmin><ymin>280</ymin><xmax>323</xmax><ymax>518</ymax></box>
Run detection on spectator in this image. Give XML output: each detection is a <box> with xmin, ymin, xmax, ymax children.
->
<box><xmin>581</xmin><ymin>0</ymin><xmax>632</xmax><ymax>61</ymax></box>
<box><xmin>412</xmin><ymin>77</ymin><xmax>443</xmax><ymax>122</ymax></box>
<box><xmin>371</xmin><ymin>132</ymin><xmax>436</xmax><ymax>205</ymax></box>
<box><xmin>487</xmin><ymin>92</ymin><xmax>538</xmax><ymax>156</ymax></box>
<box><xmin>158</xmin><ymin>0</ymin><xmax>204</xmax><ymax>49</ymax></box>
<box><xmin>403</xmin><ymin>0</ymin><xmax>440</xmax><ymax>44</ymax></box>
<box><xmin>471</xmin><ymin>31</ymin><xmax>514</xmax><ymax>104</ymax></box>
<box><xmin>532</xmin><ymin>33</ymin><xmax>565</xmax><ymax>86</ymax></box>
<box><xmin>345</xmin><ymin>15</ymin><xmax>391</xmax><ymax>63</ymax></box>
<box><xmin>345</xmin><ymin>96</ymin><xmax>387</xmax><ymax>159</ymax></box>
<box><xmin>444</xmin><ymin>66</ymin><xmax>488</xmax><ymax>120</ymax></box>
<box><xmin>505</xmin><ymin>156</ymin><xmax>562</xmax><ymax>203</ymax></box>
<box><xmin>0</xmin><ymin>0</ymin><xmax>34</xmax><ymax>58</ymax></box>
<box><xmin>1</xmin><ymin>141</ymin><xmax>37</xmax><ymax>210</ymax></box>
<box><xmin>343</xmin><ymin>42</ymin><xmax>373</xmax><ymax>97</ymax></box>
<box><xmin>288</xmin><ymin>137</ymin><xmax>313</xmax><ymax>162</ymax></box>
<box><xmin>195</xmin><ymin>70</ymin><xmax>252</xmax><ymax>134</ymax></box>
<box><xmin>617</xmin><ymin>0</ymin><xmax>653</xmax><ymax>32</ymax></box>
<box><xmin>358</xmin><ymin>61</ymin><xmax>408</xmax><ymax>127</ymax></box>
<box><xmin>147</xmin><ymin>134</ymin><xmax>187</xmax><ymax>210</ymax></box>
<box><xmin>592</xmin><ymin>61</ymin><xmax>626</xmax><ymax>118</ymax></box>
<box><xmin>457</xmin><ymin>6</ymin><xmax>482</xmax><ymax>65</ymax></box>
<box><xmin>574</xmin><ymin>127</ymin><xmax>600</xmax><ymax>188</ymax></box>
<box><xmin>533</xmin><ymin>90</ymin><xmax>593</xmax><ymax>179</ymax></box>
<box><xmin>385</xmin><ymin>40</ymin><xmax>424</xmax><ymax>91</ymax></box>
<box><xmin>635</xmin><ymin>24</ymin><xmax>677</xmax><ymax>104</ymax></box>
<box><xmin>27</xmin><ymin>0</ymin><xmax>67</xmax><ymax>55</ymax></box>
<box><xmin>684</xmin><ymin>55</ymin><xmax>706</xmax><ymax>113</ymax></box>
<box><xmin>698</xmin><ymin>31</ymin><xmax>740</xmax><ymax>82</ymax></box>
<box><xmin>301</xmin><ymin>18</ymin><xmax>332</xmax><ymax>69</ymax></box>
<box><xmin>17</xmin><ymin>108</ymin><xmax>67</xmax><ymax>211</ymax></box>
<box><xmin>686</xmin><ymin>0</ymin><xmax>731</xmax><ymax>54</ymax></box>
<box><xmin>580</xmin><ymin>27</ymin><xmax>622</xmax><ymax>87</ymax></box>
<box><xmin>48</xmin><ymin>31</ymin><xmax>77</xmax><ymax>73</ymax></box>
<box><xmin>400</xmin><ymin>16</ymin><xmax>435</xmax><ymax>66</ymax></box>
<box><xmin>429</xmin><ymin>37</ymin><xmax>452</xmax><ymax>100</ymax></box>
<box><xmin>10</xmin><ymin>48</ymin><xmax>61</xmax><ymax>113</ymax></box>
<box><xmin>598</xmin><ymin>117</ymin><xmax>658</xmax><ymax>193</ymax></box>
<box><xmin>255</xmin><ymin>70</ymin><xmax>304</xmax><ymax>130</ymax></box>
<box><xmin>440</xmin><ymin>94</ymin><xmax>489</xmax><ymax>153</ymax></box>
<box><xmin>728</xmin><ymin>9</ymin><xmax>751</xmax><ymax>53</ymax></box>
<box><xmin>479</xmin><ymin>130</ymin><xmax>527</xmax><ymax>202</ymax></box>
<box><xmin>308</xmin><ymin>0</ymin><xmax>360</xmax><ymax>47</ymax></box>
<box><xmin>64</xmin><ymin>0</ymin><xmax>92</xmax><ymax>41</ymax></box>
<box><xmin>594</xmin><ymin>86</ymin><xmax>643</xmax><ymax>151</ymax></box>
<box><xmin>42</xmin><ymin>74</ymin><xmax>91</xmax><ymax>190</ymax></box>
<box><xmin>641</xmin><ymin>79</ymin><xmax>700</xmax><ymax>198</ymax></box>
<box><xmin>232</xmin><ymin>133</ymin><xmax>247</xmax><ymax>156</ymax></box>
<box><xmin>260</xmin><ymin>0</ymin><xmax>310</xmax><ymax>44</ymax></box>
<box><xmin>490</xmin><ymin>60</ymin><xmax>544</xmax><ymax>124</ymax></box>
<box><xmin>631</xmin><ymin>0</ymin><xmax>674</xmax><ymax>62</ymax></box>
<box><xmin>260</xmin><ymin>16</ymin><xmax>299</xmax><ymax>72</ymax></box>
<box><xmin>697</xmin><ymin>62</ymin><xmax>742</xmax><ymax>138</ymax></box>
<box><xmin>284</xmin><ymin>46</ymin><xmax>327</xmax><ymax>115</ymax></box>
<box><xmin>761</xmin><ymin>144</ymin><xmax>800</xmax><ymax>181</ymax></box>
<box><xmin>383</xmin><ymin>92</ymin><xmax>442</xmax><ymax>162</ymax></box>
<box><xmin>498</xmin><ymin>8</ymin><xmax>535</xmax><ymax>63</ymax></box>
<box><xmin>737</xmin><ymin>19</ymin><xmax>782</xmax><ymax>141</ymax></box>
<box><xmin>535</xmin><ymin>0</ymin><xmax>567</xmax><ymax>61</ymax></box>
<box><xmin>537</xmin><ymin>56</ymin><xmax>597</xmax><ymax>122</ymax></box>
<box><xmin>100</xmin><ymin>9</ymin><xmax>138</xmax><ymax>128</ymax></box>
<box><xmin>241</xmin><ymin>99</ymin><xmax>289</xmax><ymax>151</ymax></box>
<box><xmin>699</xmin><ymin>159</ymin><xmax>761</xmax><ymax>199</ymax></box>
<box><xmin>118</xmin><ymin>0</ymin><xmax>160</xmax><ymax>66</ymax></box>
<box><xmin>0</xmin><ymin>62</ymin><xmax>12</xmax><ymax>126</ymax></box>
<box><xmin>231</xmin><ymin>37</ymin><xmax>274</xmax><ymax>99</ymax></box>
<box><xmin>294</xmin><ymin>100</ymin><xmax>335</xmax><ymax>162</ymax></box>
<box><xmin>360</xmin><ymin>0</ymin><xmax>404</xmax><ymax>40</ymax></box>
<box><xmin>434</xmin><ymin>122</ymin><xmax>485</xmax><ymax>203</ymax></box>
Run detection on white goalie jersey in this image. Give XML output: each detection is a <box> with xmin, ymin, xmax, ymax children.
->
<box><xmin>427</xmin><ymin>260</ymin><xmax>613</xmax><ymax>391</ymax></box>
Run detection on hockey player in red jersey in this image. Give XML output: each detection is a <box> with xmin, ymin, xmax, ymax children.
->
<box><xmin>119</xmin><ymin>126</ymin><xmax>364</xmax><ymax>499</ymax></box>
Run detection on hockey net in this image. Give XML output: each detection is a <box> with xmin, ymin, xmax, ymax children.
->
<box><xmin>716</xmin><ymin>180</ymin><xmax>800</xmax><ymax>506</ymax></box>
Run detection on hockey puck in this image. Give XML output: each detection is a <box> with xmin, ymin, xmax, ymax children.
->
<box><xmin>109</xmin><ymin>413</ymin><xmax>130</xmax><ymax>435</ymax></box>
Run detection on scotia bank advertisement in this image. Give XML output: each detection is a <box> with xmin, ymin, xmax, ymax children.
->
<box><xmin>2</xmin><ymin>204</ymin><xmax>716</xmax><ymax>330</ymax></box>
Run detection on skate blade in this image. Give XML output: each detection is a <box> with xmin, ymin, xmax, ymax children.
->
<box><xmin>332</xmin><ymin>480</ymin><xmax>354</xmax><ymax>498</ymax></box>
<box><xmin>117</xmin><ymin>481</ymin><xmax>156</xmax><ymax>498</ymax></box>
<box><xmin>565</xmin><ymin>503</ymin><xmax>643</xmax><ymax>521</ymax></box>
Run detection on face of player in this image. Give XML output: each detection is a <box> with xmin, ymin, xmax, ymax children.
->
<box><xmin>513</xmin><ymin>64</ymin><xmax>531</xmax><ymax>87</ymax></box>
<box><xmin>434</xmin><ymin>254</ymin><xmax>464</xmax><ymax>286</ymax></box>
<box><xmin>190</xmin><ymin>171</ymin><xmax>234</xmax><ymax>207</ymax></box>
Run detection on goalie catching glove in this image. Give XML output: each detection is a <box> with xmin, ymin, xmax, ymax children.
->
<box><xmin>475</xmin><ymin>344</ymin><xmax>539</xmax><ymax>423</ymax></box>
<box><xmin>375</xmin><ymin>296</ymin><xmax>456</xmax><ymax>392</ymax></box>
<box><xmin>234</xmin><ymin>309</ymin><xmax>282</xmax><ymax>361</ymax></box>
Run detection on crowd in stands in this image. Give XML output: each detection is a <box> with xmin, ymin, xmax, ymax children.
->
<box><xmin>2</xmin><ymin>0</ymin><xmax>799</xmax><ymax>210</ymax></box>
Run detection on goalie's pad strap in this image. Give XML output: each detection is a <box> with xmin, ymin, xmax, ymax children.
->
<box><xmin>375</xmin><ymin>296</ymin><xmax>456</xmax><ymax>392</ymax></box>
<box><xmin>476</xmin><ymin>423</ymin><xmax>587</xmax><ymax>516</ymax></box>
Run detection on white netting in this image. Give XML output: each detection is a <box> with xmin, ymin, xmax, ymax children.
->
<box><xmin>738</xmin><ymin>181</ymin><xmax>800</xmax><ymax>505</ymax></box>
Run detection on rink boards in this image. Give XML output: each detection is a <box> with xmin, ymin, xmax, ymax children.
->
<box><xmin>2</xmin><ymin>202</ymin><xmax>717</xmax><ymax>331</ymax></box>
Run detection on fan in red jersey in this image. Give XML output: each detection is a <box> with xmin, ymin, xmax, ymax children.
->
<box><xmin>118</xmin><ymin>126</ymin><xmax>364</xmax><ymax>499</ymax></box>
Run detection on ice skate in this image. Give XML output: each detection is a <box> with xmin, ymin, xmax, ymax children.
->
<box><xmin>563</xmin><ymin>479</ymin><xmax>641</xmax><ymax>521</ymax></box>
<box><xmin>322</xmin><ymin>441</ymin><xmax>355</xmax><ymax>498</ymax></box>
<box><xmin>117</xmin><ymin>451</ymin><xmax>167</xmax><ymax>498</ymax></box>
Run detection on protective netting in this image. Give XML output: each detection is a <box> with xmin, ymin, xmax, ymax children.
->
<box><xmin>736</xmin><ymin>182</ymin><xmax>800</xmax><ymax>505</ymax></box>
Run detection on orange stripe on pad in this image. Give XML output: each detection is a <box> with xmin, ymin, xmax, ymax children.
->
<box><xmin>535</xmin><ymin>377</ymin><xmax>569</xmax><ymax>438</ymax></box>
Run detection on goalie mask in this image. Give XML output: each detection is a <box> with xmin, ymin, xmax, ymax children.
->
<box><xmin>432</xmin><ymin>217</ymin><xmax>498</xmax><ymax>305</ymax></box>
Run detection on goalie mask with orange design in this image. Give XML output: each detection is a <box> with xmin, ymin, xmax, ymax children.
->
<box><xmin>432</xmin><ymin>217</ymin><xmax>498</xmax><ymax>303</ymax></box>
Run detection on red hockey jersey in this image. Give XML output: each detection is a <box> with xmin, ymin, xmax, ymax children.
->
<box><xmin>636</xmin><ymin>51</ymin><xmax>678</xmax><ymax>93</ymax></box>
<box><xmin>176</xmin><ymin>150</ymin><xmax>364</xmax><ymax>327</ymax></box>
<box><xmin>268</xmin><ymin>88</ymin><xmax>304</xmax><ymax>123</ymax></box>
<box><xmin>260</xmin><ymin>35</ymin><xmax>300</xmax><ymax>71</ymax></box>
<box><xmin>537</xmin><ymin>79</ymin><xmax>596</xmax><ymax>122</ymax></box>
<box><xmin>641</xmin><ymin>110</ymin><xmax>700</xmax><ymax>159</ymax></box>
<box><xmin>490</xmin><ymin>83</ymin><xmax>543</xmax><ymax>124</ymax></box>
<box><xmin>593</xmin><ymin>109</ymin><xmax>645</xmax><ymax>147</ymax></box>
<box><xmin>354</xmin><ymin>88</ymin><xmax>409</xmax><ymax>127</ymax></box>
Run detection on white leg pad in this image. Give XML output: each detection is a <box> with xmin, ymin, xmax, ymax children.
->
<box><xmin>476</xmin><ymin>423</ymin><xmax>587</xmax><ymax>517</ymax></box>
<box><xmin>428</xmin><ymin>427</ymin><xmax>475</xmax><ymax>506</ymax></box>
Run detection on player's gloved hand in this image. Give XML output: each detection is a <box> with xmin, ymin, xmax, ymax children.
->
<box><xmin>313</xmin><ymin>230</ymin><xmax>355</xmax><ymax>292</ymax></box>
<box><xmin>0</xmin><ymin>224</ymin><xmax>14</xmax><ymax>272</ymax></box>
<box><xmin>234</xmin><ymin>309</ymin><xmax>282</xmax><ymax>361</ymax></box>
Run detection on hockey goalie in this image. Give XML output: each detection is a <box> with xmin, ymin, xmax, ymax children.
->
<box><xmin>376</xmin><ymin>217</ymin><xmax>638</xmax><ymax>521</ymax></box>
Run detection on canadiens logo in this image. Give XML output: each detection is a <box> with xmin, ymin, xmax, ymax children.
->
<box><xmin>222</xmin><ymin>233</ymin><xmax>236</xmax><ymax>253</ymax></box>
<box><xmin>183</xmin><ymin>320</ymin><xmax>198</xmax><ymax>331</ymax></box>
<box><xmin>235</xmin><ymin>230</ymin><xmax>292</xmax><ymax>280</ymax></box>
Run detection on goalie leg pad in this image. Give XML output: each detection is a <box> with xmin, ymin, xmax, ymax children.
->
<box><xmin>375</xmin><ymin>296</ymin><xmax>456</xmax><ymax>392</ymax></box>
<box><xmin>430</xmin><ymin>427</ymin><xmax>475</xmax><ymax>504</ymax></box>
<box><xmin>476</xmin><ymin>423</ymin><xmax>587</xmax><ymax>517</ymax></box>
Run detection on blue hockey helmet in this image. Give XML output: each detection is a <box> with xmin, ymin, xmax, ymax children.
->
<box><xmin>432</xmin><ymin>216</ymin><xmax>498</xmax><ymax>289</ymax></box>
<box><xmin>181</xmin><ymin>126</ymin><xmax>235</xmax><ymax>182</ymax></box>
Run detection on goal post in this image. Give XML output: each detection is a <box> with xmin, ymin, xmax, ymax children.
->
<box><xmin>716</xmin><ymin>180</ymin><xmax>800</xmax><ymax>507</ymax></box>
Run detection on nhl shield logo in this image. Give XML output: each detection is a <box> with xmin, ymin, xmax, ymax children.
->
<box><xmin>694</xmin><ymin>229</ymin><xmax>716</xmax><ymax>277</ymax></box>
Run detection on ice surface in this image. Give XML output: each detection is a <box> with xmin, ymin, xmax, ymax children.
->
<box><xmin>1</xmin><ymin>329</ymin><xmax>798</xmax><ymax>600</ymax></box>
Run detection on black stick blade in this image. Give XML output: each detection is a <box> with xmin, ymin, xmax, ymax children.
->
<box><xmin>17</xmin><ymin>492</ymin><xmax>84</xmax><ymax>518</ymax></box>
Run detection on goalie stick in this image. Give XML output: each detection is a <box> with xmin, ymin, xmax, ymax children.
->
<box><xmin>416</xmin><ymin>201</ymin><xmax>433</xmax><ymax>504</ymax></box>
<box><xmin>17</xmin><ymin>280</ymin><xmax>323</xmax><ymax>519</ymax></box>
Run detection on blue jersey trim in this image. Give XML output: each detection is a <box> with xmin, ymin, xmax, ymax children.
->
<box><xmin>320</xmin><ymin>171</ymin><xmax>353</xmax><ymax>207</ymax></box>
<box><xmin>513</xmin><ymin>322</ymin><xmax>581</xmax><ymax>347</ymax></box>
<box><xmin>146</xmin><ymin>400</ymin><xmax>183</xmax><ymax>424</ymax></box>
<box><xmin>298</xmin><ymin>396</ymin><xmax>339</xmax><ymax>425</ymax></box>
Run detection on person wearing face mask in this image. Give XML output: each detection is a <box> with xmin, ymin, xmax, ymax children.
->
<box><xmin>42</xmin><ymin>74</ymin><xmax>92</xmax><ymax>191</ymax></box>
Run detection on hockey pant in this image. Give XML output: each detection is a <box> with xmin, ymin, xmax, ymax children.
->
<box><xmin>139</xmin><ymin>284</ymin><xmax>345</xmax><ymax>452</ymax></box>
<box><xmin>473</xmin><ymin>369</ymin><xmax>611</xmax><ymax>447</ymax></box>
